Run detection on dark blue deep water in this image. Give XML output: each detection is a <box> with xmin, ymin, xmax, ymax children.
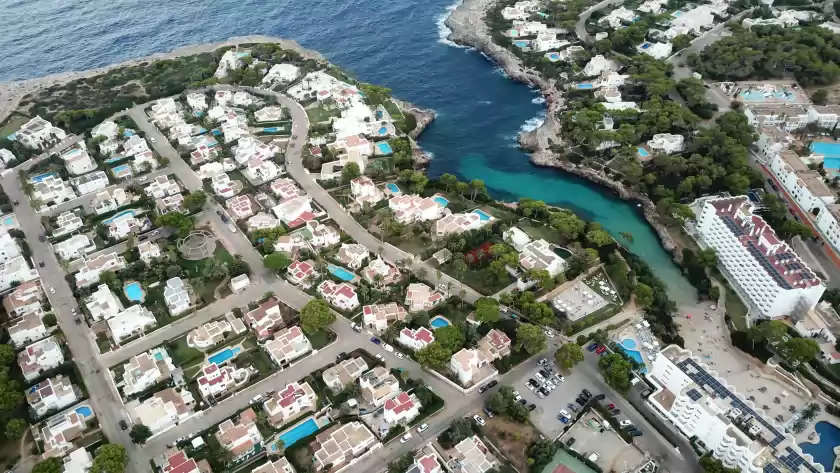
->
<box><xmin>1</xmin><ymin>0</ymin><xmax>695</xmax><ymax>301</ymax></box>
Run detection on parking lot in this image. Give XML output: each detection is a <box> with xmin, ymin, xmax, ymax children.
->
<box><xmin>560</xmin><ymin>411</ymin><xmax>647</xmax><ymax>472</ymax></box>
<box><xmin>502</xmin><ymin>356</ymin><xmax>601</xmax><ymax>438</ymax></box>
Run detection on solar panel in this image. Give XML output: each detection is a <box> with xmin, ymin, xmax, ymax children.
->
<box><xmin>763</xmin><ymin>464</ymin><xmax>782</xmax><ymax>473</ymax></box>
<box><xmin>686</xmin><ymin>389</ymin><xmax>702</xmax><ymax>402</ymax></box>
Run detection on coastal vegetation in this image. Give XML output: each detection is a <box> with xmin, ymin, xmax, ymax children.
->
<box><xmin>688</xmin><ymin>25</ymin><xmax>840</xmax><ymax>86</ymax></box>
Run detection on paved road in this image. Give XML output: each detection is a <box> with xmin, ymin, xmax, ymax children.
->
<box><xmin>0</xmin><ymin>167</ymin><xmax>131</xmax><ymax>462</ymax></box>
<box><xmin>575</xmin><ymin>0</ymin><xmax>623</xmax><ymax>43</ymax></box>
<box><xmin>13</xmin><ymin>135</ymin><xmax>84</xmax><ymax>173</ymax></box>
<box><xmin>231</xmin><ymin>85</ymin><xmax>483</xmax><ymax>304</ymax></box>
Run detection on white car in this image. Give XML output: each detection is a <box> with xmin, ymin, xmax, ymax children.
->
<box><xmin>472</xmin><ymin>415</ymin><xmax>486</xmax><ymax>427</ymax></box>
<box><xmin>383</xmin><ymin>343</ymin><xmax>394</xmax><ymax>353</ymax></box>
<box><xmin>620</xmin><ymin>420</ymin><xmax>634</xmax><ymax>428</ymax></box>
<box><xmin>544</xmin><ymin>329</ymin><xmax>554</xmax><ymax>337</ymax></box>
<box><xmin>417</xmin><ymin>423</ymin><xmax>429</xmax><ymax>433</ymax></box>
<box><xmin>534</xmin><ymin>372</ymin><xmax>546</xmax><ymax>383</ymax></box>
<box><xmin>150</xmin><ymin>137</ymin><xmax>157</xmax><ymax>143</ymax></box>
<box><xmin>513</xmin><ymin>391</ymin><xmax>522</xmax><ymax>402</ymax></box>
<box><xmin>49</xmin><ymin>287</ymin><xmax>55</xmax><ymax>294</ymax></box>
<box><xmin>137</xmin><ymin>176</ymin><xmax>148</xmax><ymax>182</ymax></box>
<box><xmin>560</xmin><ymin>409</ymin><xmax>570</xmax><ymax>419</ymax></box>
<box><xmin>526</xmin><ymin>382</ymin><xmax>536</xmax><ymax>392</ymax></box>
<box><xmin>375</xmin><ymin>354</ymin><xmax>384</xmax><ymax>362</ymax></box>
<box><xmin>400</xmin><ymin>432</ymin><xmax>412</xmax><ymax>443</ymax></box>
<box><xmin>544</xmin><ymin>380</ymin><xmax>556</xmax><ymax>391</ymax></box>
<box><xmin>396</xmin><ymin>352</ymin><xmax>405</xmax><ymax>359</ymax></box>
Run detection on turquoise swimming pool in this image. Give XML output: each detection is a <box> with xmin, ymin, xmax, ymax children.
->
<box><xmin>514</xmin><ymin>40</ymin><xmax>530</xmax><ymax>49</ymax></box>
<box><xmin>378</xmin><ymin>126</ymin><xmax>388</xmax><ymax>135</ymax></box>
<box><xmin>577</xmin><ymin>83</ymin><xmax>594</xmax><ymax>89</ymax></box>
<box><xmin>637</xmin><ymin>147</ymin><xmax>650</xmax><ymax>157</ymax></box>
<box><xmin>31</xmin><ymin>172</ymin><xmax>57</xmax><ymax>183</ymax></box>
<box><xmin>104</xmin><ymin>156</ymin><xmax>127</xmax><ymax>164</ymax></box>
<box><xmin>75</xmin><ymin>406</ymin><xmax>92</xmax><ymax>417</ymax></box>
<box><xmin>124</xmin><ymin>282</ymin><xmax>144</xmax><ymax>302</ymax></box>
<box><xmin>377</xmin><ymin>142</ymin><xmax>393</xmax><ymax>154</ymax></box>
<box><xmin>430</xmin><ymin>316</ymin><xmax>451</xmax><ymax>329</ymax></box>
<box><xmin>208</xmin><ymin>347</ymin><xmax>241</xmax><ymax>365</ymax></box>
<box><xmin>328</xmin><ymin>264</ymin><xmax>355</xmax><ymax>282</ymax></box>
<box><xmin>112</xmin><ymin>164</ymin><xmax>131</xmax><ymax>178</ymax></box>
<box><xmin>547</xmin><ymin>52</ymin><xmax>561</xmax><ymax>62</ymax></box>
<box><xmin>472</xmin><ymin>209</ymin><xmax>492</xmax><ymax>221</ymax></box>
<box><xmin>386</xmin><ymin>183</ymin><xmax>400</xmax><ymax>193</ymax></box>
<box><xmin>811</xmin><ymin>141</ymin><xmax>840</xmax><ymax>158</ymax></box>
<box><xmin>433</xmin><ymin>195</ymin><xmax>449</xmax><ymax>207</ymax></box>
<box><xmin>278</xmin><ymin>418</ymin><xmax>321</xmax><ymax>448</ymax></box>
<box><xmin>103</xmin><ymin>209</ymin><xmax>136</xmax><ymax>225</ymax></box>
<box><xmin>619</xmin><ymin>339</ymin><xmax>647</xmax><ymax>373</ymax></box>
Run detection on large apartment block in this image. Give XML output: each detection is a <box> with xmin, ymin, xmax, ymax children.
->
<box><xmin>693</xmin><ymin>196</ymin><xmax>825</xmax><ymax>319</ymax></box>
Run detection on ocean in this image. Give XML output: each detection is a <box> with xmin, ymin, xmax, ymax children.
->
<box><xmin>2</xmin><ymin>0</ymin><xmax>695</xmax><ymax>302</ymax></box>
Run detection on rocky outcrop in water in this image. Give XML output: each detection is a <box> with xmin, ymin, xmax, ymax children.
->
<box><xmin>394</xmin><ymin>98</ymin><xmax>437</xmax><ymax>166</ymax></box>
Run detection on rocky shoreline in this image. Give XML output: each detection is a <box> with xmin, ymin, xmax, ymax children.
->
<box><xmin>393</xmin><ymin>98</ymin><xmax>437</xmax><ymax>166</ymax></box>
<box><xmin>0</xmin><ymin>35</ymin><xmax>325</xmax><ymax>124</ymax></box>
<box><xmin>444</xmin><ymin>0</ymin><xmax>682</xmax><ymax>262</ymax></box>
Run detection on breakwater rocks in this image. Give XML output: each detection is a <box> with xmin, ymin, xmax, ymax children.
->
<box><xmin>530</xmin><ymin>150</ymin><xmax>680</xmax><ymax>259</ymax></box>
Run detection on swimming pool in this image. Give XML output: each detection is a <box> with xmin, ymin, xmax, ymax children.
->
<box><xmin>547</xmin><ymin>52</ymin><xmax>561</xmax><ymax>62</ymax></box>
<box><xmin>514</xmin><ymin>40</ymin><xmax>530</xmax><ymax>49</ymax></box>
<box><xmin>123</xmin><ymin>129</ymin><xmax>135</xmax><ymax>138</ymax></box>
<box><xmin>103</xmin><ymin>209</ymin><xmax>137</xmax><ymax>225</ymax></box>
<box><xmin>30</xmin><ymin>172</ymin><xmax>57</xmax><ymax>183</ymax></box>
<box><xmin>208</xmin><ymin>347</ymin><xmax>242</xmax><ymax>365</ymax></box>
<box><xmin>328</xmin><ymin>264</ymin><xmax>355</xmax><ymax>282</ymax></box>
<box><xmin>377</xmin><ymin>142</ymin><xmax>393</xmax><ymax>154</ymax></box>
<box><xmin>279</xmin><ymin>418</ymin><xmax>322</xmax><ymax>448</ymax></box>
<box><xmin>811</xmin><ymin>141</ymin><xmax>840</xmax><ymax>158</ymax></box>
<box><xmin>800</xmin><ymin>421</ymin><xmax>840</xmax><ymax>470</ymax></box>
<box><xmin>386</xmin><ymin>183</ymin><xmax>400</xmax><ymax>194</ymax></box>
<box><xmin>637</xmin><ymin>147</ymin><xmax>650</xmax><ymax>157</ymax></box>
<box><xmin>378</xmin><ymin>126</ymin><xmax>388</xmax><ymax>135</ymax></box>
<box><xmin>104</xmin><ymin>156</ymin><xmax>127</xmax><ymax>164</ymax></box>
<box><xmin>472</xmin><ymin>209</ymin><xmax>492</xmax><ymax>221</ymax></box>
<box><xmin>75</xmin><ymin>406</ymin><xmax>92</xmax><ymax>417</ymax></box>
<box><xmin>123</xmin><ymin>282</ymin><xmax>144</xmax><ymax>302</ymax></box>
<box><xmin>433</xmin><ymin>195</ymin><xmax>450</xmax><ymax>207</ymax></box>
<box><xmin>430</xmin><ymin>316</ymin><xmax>451</xmax><ymax>329</ymax></box>
<box><xmin>577</xmin><ymin>83</ymin><xmax>594</xmax><ymax>89</ymax></box>
<box><xmin>211</xmin><ymin>129</ymin><xmax>222</xmax><ymax>136</ymax></box>
<box><xmin>619</xmin><ymin>338</ymin><xmax>647</xmax><ymax>373</ymax></box>
<box><xmin>3</xmin><ymin>216</ymin><xmax>16</xmax><ymax>226</ymax></box>
<box><xmin>112</xmin><ymin>164</ymin><xmax>132</xmax><ymax>177</ymax></box>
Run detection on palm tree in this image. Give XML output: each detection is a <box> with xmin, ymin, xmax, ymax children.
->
<box><xmin>416</xmin><ymin>267</ymin><xmax>428</xmax><ymax>281</ymax></box>
<box><xmin>801</xmin><ymin>402</ymin><xmax>821</xmax><ymax>421</ymax></box>
<box><xmin>791</xmin><ymin>417</ymin><xmax>808</xmax><ymax>434</ymax></box>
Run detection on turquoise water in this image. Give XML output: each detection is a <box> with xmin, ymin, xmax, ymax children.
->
<box><xmin>105</xmin><ymin>156</ymin><xmax>127</xmax><ymax>164</ymax></box>
<box><xmin>123</xmin><ymin>129</ymin><xmax>135</xmax><ymax>137</ymax></box>
<box><xmin>514</xmin><ymin>40</ymin><xmax>529</xmax><ymax>49</ymax></box>
<box><xmin>811</xmin><ymin>141</ymin><xmax>840</xmax><ymax>158</ymax></box>
<box><xmin>577</xmin><ymin>83</ymin><xmax>594</xmax><ymax>89</ymax></box>
<box><xmin>800</xmin><ymin>421</ymin><xmax>840</xmax><ymax>470</ymax></box>
<box><xmin>3</xmin><ymin>217</ymin><xmax>14</xmax><ymax>226</ymax></box>
<box><xmin>279</xmin><ymin>418</ymin><xmax>321</xmax><ymax>447</ymax></box>
<box><xmin>124</xmin><ymin>282</ymin><xmax>144</xmax><ymax>302</ymax></box>
<box><xmin>377</xmin><ymin>142</ymin><xmax>393</xmax><ymax>154</ymax></box>
<box><xmin>434</xmin><ymin>195</ymin><xmax>449</xmax><ymax>207</ymax></box>
<box><xmin>263</xmin><ymin>127</ymin><xmax>279</xmax><ymax>133</ymax></box>
<box><xmin>31</xmin><ymin>172</ymin><xmax>57</xmax><ymax>183</ymax></box>
<box><xmin>430</xmin><ymin>316</ymin><xmax>450</xmax><ymax>328</ymax></box>
<box><xmin>328</xmin><ymin>264</ymin><xmax>355</xmax><ymax>281</ymax></box>
<box><xmin>154</xmin><ymin>352</ymin><xmax>164</xmax><ymax>361</ymax></box>
<box><xmin>386</xmin><ymin>183</ymin><xmax>400</xmax><ymax>193</ymax></box>
<box><xmin>619</xmin><ymin>339</ymin><xmax>647</xmax><ymax>373</ymax></box>
<box><xmin>75</xmin><ymin>406</ymin><xmax>92</xmax><ymax>417</ymax></box>
<box><xmin>547</xmin><ymin>52</ymin><xmax>561</xmax><ymax>61</ymax></box>
<box><xmin>472</xmin><ymin>209</ymin><xmax>491</xmax><ymax>221</ymax></box>
<box><xmin>103</xmin><ymin>209</ymin><xmax>136</xmax><ymax>225</ymax></box>
<box><xmin>378</xmin><ymin>126</ymin><xmax>388</xmax><ymax>135</ymax></box>
<box><xmin>208</xmin><ymin>347</ymin><xmax>241</xmax><ymax>365</ymax></box>
<box><xmin>448</xmin><ymin>155</ymin><xmax>696</xmax><ymax>304</ymax></box>
<box><xmin>637</xmin><ymin>148</ymin><xmax>649</xmax><ymax>157</ymax></box>
<box><xmin>112</xmin><ymin>164</ymin><xmax>131</xmax><ymax>175</ymax></box>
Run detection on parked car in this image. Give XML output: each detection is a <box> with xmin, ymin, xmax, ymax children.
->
<box><xmin>557</xmin><ymin>415</ymin><xmax>569</xmax><ymax>424</ymax></box>
<box><xmin>595</xmin><ymin>345</ymin><xmax>607</xmax><ymax>354</ymax></box>
<box><xmin>375</xmin><ymin>354</ymin><xmax>385</xmax><ymax>362</ymax></box>
<box><xmin>74</xmin><ymin>318</ymin><xmax>81</xmax><ymax>325</ymax></box>
<box><xmin>220</xmin><ymin>214</ymin><xmax>230</xmax><ymax>223</ymax></box>
<box><xmin>576</xmin><ymin>397</ymin><xmax>586</xmax><ymax>406</ymax></box>
<box><xmin>396</xmin><ymin>352</ymin><xmax>405</xmax><ymax>359</ymax></box>
<box><xmin>483</xmin><ymin>407</ymin><xmax>495</xmax><ymax>418</ymax></box>
<box><xmin>351</xmin><ymin>323</ymin><xmax>362</xmax><ymax>332</ymax></box>
<box><xmin>336</xmin><ymin>352</ymin><xmax>346</xmax><ymax>361</ymax></box>
<box><xmin>526</xmin><ymin>382</ymin><xmax>537</xmax><ymax>392</ymax></box>
<box><xmin>611</xmin><ymin>409</ymin><xmax>621</xmax><ymax>416</ymax></box>
<box><xmin>513</xmin><ymin>391</ymin><xmax>522</xmax><ymax>402</ymax></box>
<box><xmin>528</xmin><ymin>404</ymin><xmax>537</xmax><ymax>411</ymax></box>
<box><xmin>537</xmin><ymin>387</ymin><xmax>548</xmax><ymax>398</ymax></box>
<box><xmin>619</xmin><ymin>420</ymin><xmax>634</xmax><ymax>428</ymax></box>
<box><xmin>486</xmin><ymin>380</ymin><xmax>498</xmax><ymax>389</ymax></box>
<box><xmin>544</xmin><ymin>380</ymin><xmax>556</xmax><ymax>391</ymax></box>
<box><xmin>518</xmin><ymin>399</ymin><xmax>527</xmax><ymax>405</ymax></box>
<box><xmin>49</xmin><ymin>287</ymin><xmax>55</xmax><ymax>294</ymax></box>
<box><xmin>544</xmin><ymin>329</ymin><xmax>554</xmax><ymax>337</ymax></box>
<box><xmin>38</xmin><ymin>235</ymin><xmax>46</xmax><ymax>242</ymax></box>
<box><xmin>593</xmin><ymin>393</ymin><xmax>604</xmax><ymax>401</ymax></box>
<box><xmin>251</xmin><ymin>394</ymin><xmax>263</xmax><ymax>404</ymax></box>
<box><xmin>529</xmin><ymin>378</ymin><xmax>539</xmax><ymax>387</ymax></box>
<box><xmin>417</xmin><ymin>423</ymin><xmax>429</xmax><ymax>433</ymax></box>
<box><xmin>119</xmin><ymin>420</ymin><xmax>128</xmax><ymax>430</ymax></box>
<box><xmin>478</xmin><ymin>384</ymin><xmax>490</xmax><ymax>394</ymax></box>
<box><xmin>539</xmin><ymin>369</ymin><xmax>551</xmax><ymax>379</ymax></box>
<box><xmin>383</xmin><ymin>343</ymin><xmax>394</xmax><ymax>352</ymax></box>
<box><xmin>538</xmin><ymin>358</ymin><xmax>548</xmax><ymax>366</ymax></box>
<box><xmin>566</xmin><ymin>437</ymin><xmax>576</xmax><ymax>447</ymax></box>
<box><xmin>560</xmin><ymin>409</ymin><xmax>570</xmax><ymax>419</ymax></box>
<box><xmin>567</xmin><ymin>403</ymin><xmax>579</xmax><ymax>413</ymax></box>
<box><xmin>38</xmin><ymin>261</ymin><xmax>45</xmax><ymax>268</ymax></box>
<box><xmin>629</xmin><ymin>430</ymin><xmax>643</xmax><ymax>437</ymax></box>
<box><xmin>400</xmin><ymin>432</ymin><xmax>413</xmax><ymax>443</ymax></box>
<box><xmin>534</xmin><ymin>372</ymin><xmax>546</xmax><ymax>382</ymax></box>
<box><xmin>607</xmin><ymin>403</ymin><xmax>615</xmax><ymax>409</ymax></box>
<box><xmin>150</xmin><ymin>137</ymin><xmax>157</xmax><ymax>143</ymax></box>
<box><xmin>582</xmin><ymin>389</ymin><xmax>592</xmax><ymax>399</ymax></box>
<box><xmin>370</xmin><ymin>337</ymin><xmax>381</xmax><ymax>345</ymax></box>
<box><xmin>587</xmin><ymin>342</ymin><xmax>598</xmax><ymax>351</ymax></box>
<box><xmin>472</xmin><ymin>415</ymin><xmax>486</xmax><ymax>427</ymax></box>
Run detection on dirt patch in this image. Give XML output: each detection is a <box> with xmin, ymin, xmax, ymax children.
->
<box><xmin>483</xmin><ymin>417</ymin><xmax>539</xmax><ymax>473</ymax></box>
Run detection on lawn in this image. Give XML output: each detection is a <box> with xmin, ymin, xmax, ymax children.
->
<box><xmin>519</xmin><ymin>220</ymin><xmax>565</xmax><ymax>245</ymax></box>
<box><xmin>0</xmin><ymin>113</ymin><xmax>29</xmax><ymax>138</ymax></box>
<box><xmin>177</xmin><ymin>245</ymin><xmax>235</xmax><ymax>304</ymax></box>
<box><xmin>307</xmin><ymin>329</ymin><xmax>336</xmax><ymax>350</ymax></box>
<box><xmin>482</xmin><ymin>417</ymin><xmax>539</xmax><ymax>473</ymax></box>
<box><xmin>306</xmin><ymin>105</ymin><xmax>341</xmax><ymax>124</ymax></box>
<box><xmin>389</xmin><ymin>234</ymin><xmax>427</xmax><ymax>256</ymax></box>
<box><xmin>167</xmin><ymin>336</ymin><xmax>205</xmax><ymax>367</ymax></box>
<box><xmin>442</xmin><ymin>265</ymin><xmax>513</xmax><ymax>296</ymax></box>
